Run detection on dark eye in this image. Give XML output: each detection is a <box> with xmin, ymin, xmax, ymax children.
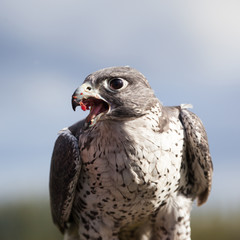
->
<box><xmin>109</xmin><ymin>78</ymin><xmax>124</xmax><ymax>90</ymax></box>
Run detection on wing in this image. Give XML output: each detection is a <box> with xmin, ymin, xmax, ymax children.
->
<box><xmin>179</xmin><ymin>107</ymin><xmax>213</xmax><ymax>206</ymax></box>
<box><xmin>49</xmin><ymin>121</ymin><xmax>84</xmax><ymax>233</ymax></box>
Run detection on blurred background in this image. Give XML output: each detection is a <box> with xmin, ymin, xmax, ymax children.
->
<box><xmin>0</xmin><ymin>0</ymin><xmax>239</xmax><ymax>239</ymax></box>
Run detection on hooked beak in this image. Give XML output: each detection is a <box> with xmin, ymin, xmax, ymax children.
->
<box><xmin>71</xmin><ymin>83</ymin><xmax>110</xmax><ymax>127</ymax></box>
<box><xmin>72</xmin><ymin>83</ymin><xmax>95</xmax><ymax>111</ymax></box>
<box><xmin>72</xmin><ymin>87</ymin><xmax>81</xmax><ymax>111</ymax></box>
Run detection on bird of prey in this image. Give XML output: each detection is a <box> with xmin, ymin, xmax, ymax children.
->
<box><xmin>49</xmin><ymin>66</ymin><xmax>213</xmax><ymax>240</ymax></box>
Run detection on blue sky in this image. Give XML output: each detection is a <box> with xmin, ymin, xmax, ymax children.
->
<box><xmin>0</xmin><ymin>0</ymin><xmax>240</xmax><ymax>211</ymax></box>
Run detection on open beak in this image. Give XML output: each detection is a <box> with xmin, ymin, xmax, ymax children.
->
<box><xmin>71</xmin><ymin>83</ymin><xmax>110</xmax><ymax>127</ymax></box>
<box><xmin>72</xmin><ymin>83</ymin><xmax>94</xmax><ymax>111</ymax></box>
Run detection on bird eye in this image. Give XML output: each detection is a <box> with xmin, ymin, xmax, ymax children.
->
<box><xmin>109</xmin><ymin>78</ymin><xmax>124</xmax><ymax>90</ymax></box>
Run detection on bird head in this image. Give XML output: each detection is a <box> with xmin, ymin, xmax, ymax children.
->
<box><xmin>72</xmin><ymin>66</ymin><xmax>158</xmax><ymax>128</ymax></box>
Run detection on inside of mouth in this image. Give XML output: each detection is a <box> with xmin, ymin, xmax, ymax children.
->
<box><xmin>81</xmin><ymin>97</ymin><xmax>109</xmax><ymax>124</ymax></box>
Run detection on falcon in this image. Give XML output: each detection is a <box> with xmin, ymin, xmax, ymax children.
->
<box><xmin>49</xmin><ymin>66</ymin><xmax>213</xmax><ymax>240</ymax></box>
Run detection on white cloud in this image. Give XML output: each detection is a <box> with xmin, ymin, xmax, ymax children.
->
<box><xmin>179</xmin><ymin>1</ymin><xmax>240</xmax><ymax>85</ymax></box>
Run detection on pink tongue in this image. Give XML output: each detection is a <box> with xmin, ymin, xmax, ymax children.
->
<box><xmin>86</xmin><ymin>102</ymin><xmax>104</xmax><ymax>123</ymax></box>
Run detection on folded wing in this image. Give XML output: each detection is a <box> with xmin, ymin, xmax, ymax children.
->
<box><xmin>49</xmin><ymin>127</ymin><xmax>82</xmax><ymax>233</ymax></box>
<box><xmin>179</xmin><ymin>108</ymin><xmax>213</xmax><ymax>206</ymax></box>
